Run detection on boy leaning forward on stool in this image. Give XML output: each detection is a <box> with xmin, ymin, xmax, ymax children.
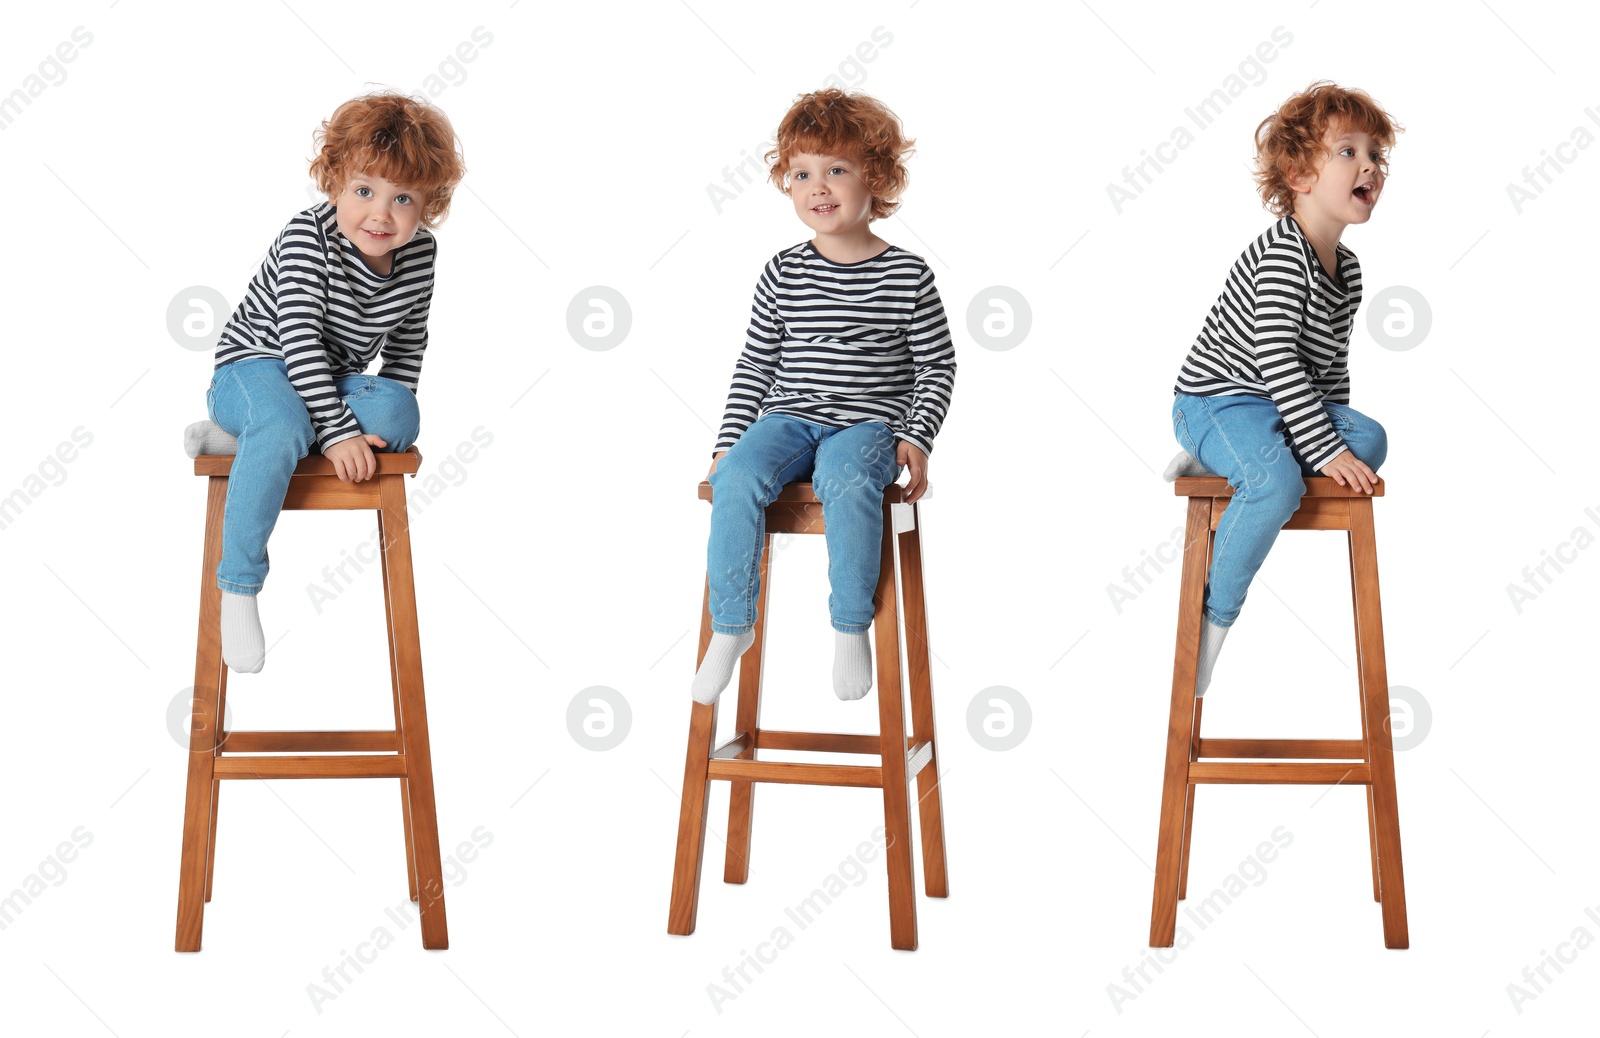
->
<box><xmin>185</xmin><ymin>91</ymin><xmax>465</xmax><ymax>674</ymax></box>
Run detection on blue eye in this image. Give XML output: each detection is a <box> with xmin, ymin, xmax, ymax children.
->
<box><xmin>356</xmin><ymin>186</ymin><xmax>372</xmax><ymax>197</ymax></box>
<box><xmin>793</xmin><ymin>171</ymin><xmax>808</xmax><ymax>181</ymax></box>
<box><xmin>830</xmin><ymin>167</ymin><xmax>846</xmax><ymax>175</ymax></box>
<box><xmin>396</xmin><ymin>195</ymin><xmax>412</xmax><ymax>205</ymax></box>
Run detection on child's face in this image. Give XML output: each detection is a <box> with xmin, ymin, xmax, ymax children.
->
<box><xmin>332</xmin><ymin>171</ymin><xmax>424</xmax><ymax>271</ymax></box>
<box><xmin>786</xmin><ymin>151</ymin><xmax>875</xmax><ymax>237</ymax></box>
<box><xmin>1293</xmin><ymin>123</ymin><xmax>1385</xmax><ymax>226</ymax></box>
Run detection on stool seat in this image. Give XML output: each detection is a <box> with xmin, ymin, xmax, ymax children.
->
<box><xmin>175</xmin><ymin>444</ymin><xmax>449</xmax><ymax>951</ymax></box>
<box><xmin>1150</xmin><ymin>474</ymin><xmax>1409</xmax><ymax>948</ymax></box>
<box><xmin>1172</xmin><ymin>475</ymin><xmax>1383</xmax><ymax>497</ymax></box>
<box><xmin>193</xmin><ymin>447</ymin><xmax>423</xmax><ymax>478</ymax></box>
<box><xmin>1177</xmin><ymin>476</ymin><xmax>1385</xmax><ymax>534</ymax></box>
<box><xmin>669</xmin><ymin>480</ymin><xmax>948</xmax><ymax>950</ymax></box>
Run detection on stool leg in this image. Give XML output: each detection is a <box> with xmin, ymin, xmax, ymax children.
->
<box><xmin>1151</xmin><ymin>496</ymin><xmax>1211</xmax><ymax>946</ymax></box>
<box><xmin>1177</xmin><ymin>695</ymin><xmax>1202</xmax><ymax>901</ymax></box>
<box><xmin>176</xmin><ymin>475</ymin><xmax>228</xmax><ymax>951</ymax></box>
<box><xmin>724</xmin><ymin>535</ymin><xmax>772</xmax><ymax>884</ymax></box>
<box><xmin>873</xmin><ymin>509</ymin><xmax>918</xmax><ymax>950</ymax></box>
<box><xmin>1349</xmin><ymin>497</ymin><xmax>1409</xmax><ymax>948</ymax></box>
<box><xmin>1348</xmin><ymin>532</ymin><xmax>1382</xmax><ymax>903</ymax></box>
<box><xmin>668</xmin><ymin>579</ymin><xmax>720</xmax><ymax>935</ymax></box>
<box><xmin>897</xmin><ymin>504</ymin><xmax>948</xmax><ymax>898</ymax></box>
<box><xmin>1178</xmin><ymin>526</ymin><xmax>1216</xmax><ymax>902</ymax></box>
<box><xmin>378</xmin><ymin>509</ymin><xmax>419</xmax><ymax>902</ymax></box>
<box><xmin>203</xmin><ymin>778</ymin><xmax>220</xmax><ymax>903</ymax></box>
<box><xmin>378</xmin><ymin>476</ymin><xmax>448</xmax><ymax>949</ymax></box>
<box><xmin>397</xmin><ymin>782</ymin><xmax>418</xmax><ymax>902</ymax></box>
<box><xmin>203</xmin><ymin>671</ymin><xmax>227</xmax><ymax>903</ymax></box>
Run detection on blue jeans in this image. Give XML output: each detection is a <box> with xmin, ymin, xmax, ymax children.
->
<box><xmin>1171</xmin><ymin>392</ymin><xmax>1387</xmax><ymax>627</ymax></box>
<box><xmin>707</xmin><ymin>414</ymin><xmax>903</xmax><ymax>634</ymax></box>
<box><xmin>206</xmin><ymin>357</ymin><xmax>421</xmax><ymax>595</ymax></box>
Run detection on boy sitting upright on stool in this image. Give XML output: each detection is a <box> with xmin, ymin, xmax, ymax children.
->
<box><xmin>693</xmin><ymin>88</ymin><xmax>957</xmax><ymax>704</ymax></box>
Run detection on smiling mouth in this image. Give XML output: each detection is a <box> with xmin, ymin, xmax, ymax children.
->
<box><xmin>364</xmin><ymin>230</ymin><xmax>393</xmax><ymax>238</ymax></box>
<box><xmin>812</xmin><ymin>204</ymin><xmax>839</xmax><ymax>215</ymax></box>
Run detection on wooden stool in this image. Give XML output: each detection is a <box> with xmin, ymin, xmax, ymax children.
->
<box><xmin>175</xmin><ymin>448</ymin><xmax>448</xmax><ymax>951</ymax></box>
<box><xmin>1150</xmin><ymin>476</ymin><xmax>1409</xmax><ymax>949</ymax></box>
<box><xmin>668</xmin><ymin>482</ymin><xmax>949</xmax><ymax>950</ymax></box>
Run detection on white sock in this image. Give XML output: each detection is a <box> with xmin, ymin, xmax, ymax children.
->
<box><xmin>1163</xmin><ymin>450</ymin><xmax>1215</xmax><ymax>482</ymax></box>
<box><xmin>832</xmin><ymin>630</ymin><xmax>873</xmax><ymax>701</ymax></box>
<box><xmin>691</xmin><ymin>630</ymin><xmax>755</xmax><ymax>704</ymax></box>
<box><xmin>220</xmin><ymin>591</ymin><xmax>266</xmax><ymax>674</ymax></box>
<box><xmin>185</xmin><ymin>420</ymin><xmax>239</xmax><ymax>458</ymax></box>
<box><xmin>1195</xmin><ymin>619</ymin><xmax>1229</xmax><ymax>697</ymax></box>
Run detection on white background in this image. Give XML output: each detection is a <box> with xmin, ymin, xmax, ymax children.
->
<box><xmin>1</xmin><ymin>0</ymin><xmax>1596</xmax><ymax>1033</ymax></box>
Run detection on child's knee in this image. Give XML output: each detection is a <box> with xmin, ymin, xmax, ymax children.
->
<box><xmin>816</xmin><ymin>425</ymin><xmax>898</xmax><ymax>490</ymax></box>
<box><xmin>812</xmin><ymin>460</ymin><xmax>891</xmax><ymax>507</ymax></box>
<box><xmin>1359</xmin><ymin>419</ymin><xmax>1388</xmax><ymax>470</ymax></box>
<box><xmin>384</xmin><ymin>388</ymin><xmax>422</xmax><ymax>447</ymax></box>
<box><xmin>1335</xmin><ymin>410</ymin><xmax>1388</xmax><ymax>471</ymax></box>
<box><xmin>708</xmin><ymin>452</ymin><xmax>773</xmax><ymax>503</ymax></box>
<box><xmin>358</xmin><ymin>379</ymin><xmax>422</xmax><ymax>448</ymax></box>
<box><xmin>1237</xmin><ymin>461</ymin><xmax>1305</xmax><ymax>519</ymax></box>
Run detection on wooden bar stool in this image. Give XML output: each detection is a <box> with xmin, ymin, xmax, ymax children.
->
<box><xmin>668</xmin><ymin>481</ymin><xmax>949</xmax><ymax>950</ymax></box>
<box><xmin>1150</xmin><ymin>476</ymin><xmax>1409</xmax><ymax>949</ymax></box>
<box><xmin>175</xmin><ymin>447</ymin><xmax>448</xmax><ymax>951</ymax></box>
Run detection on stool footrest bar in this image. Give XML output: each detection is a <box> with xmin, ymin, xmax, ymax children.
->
<box><xmin>756</xmin><ymin>729</ymin><xmax>884</xmax><ymax>755</ymax></box>
<box><xmin>1197</xmin><ymin>738</ymin><xmax>1366</xmax><ymax>760</ymax></box>
<box><xmin>212</xmin><ymin>755</ymin><xmax>409</xmax><ymax>780</ymax></box>
<box><xmin>219</xmin><ymin>730</ymin><xmax>401</xmax><ymax>753</ymax></box>
<box><xmin>1188</xmin><ymin>762</ymin><xmax>1371</xmax><ymax>785</ymax></box>
<box><xmin>706</xmin><ymin>758</ymin><xmax>883</xmax><ymax>788</ymax></box>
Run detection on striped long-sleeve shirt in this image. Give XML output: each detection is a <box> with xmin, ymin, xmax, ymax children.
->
<box><xmin>1174</xmin><ymin>215</ymin><xmax>1360</xmax><ymax>470</ymax></box>
<box><xmin>715</xmin><ymin>242</ymin><xmax>956</xmax><ymax>457</ymax></box>
<box><xmin>214</xmin><ymin>201</ymin><xmax>436</xmax><ymax>451</ymax></box>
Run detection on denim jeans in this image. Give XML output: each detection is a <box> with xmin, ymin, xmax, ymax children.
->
<box><xmin>1171</xmin><ymin>391</ymin><xmax>1387</xmax><ymax>627</ymax></box>
<box><xmin>206</xmin><ymin>357</ymin><xmax>421</xmax><ymax>595</ymax></box>
<box><xmin>707</xmin><ymin>414</ymin><xmax>903</xmax><ymax>634</ymax></box>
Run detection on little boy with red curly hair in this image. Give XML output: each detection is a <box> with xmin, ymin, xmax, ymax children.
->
<box><xmin>1165</xmin><ymin>80</ymin><xmax>1403</xmax><ymax>695</ymax></box>
<box><xmin>185</xmin><ymin>90</ymin><xmax>465</xmax><ymax>673</ymax></box>
<box><xmin>692</xmin><ymin>88</ymin><xmax>957</xmax><ymax>704</ymax></box>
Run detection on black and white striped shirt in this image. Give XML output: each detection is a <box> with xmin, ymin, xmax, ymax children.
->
<box><xmin>1174</xmin><ymin>216</ymin><xmax>1359</xmax><ymax>470</ymax></box>
<box><xmin>715</xmin><ymin>242</ymin><xmax>956</xmax><ymax>456</ymax></box>
<box><xmin>214</xmin><ymin>201</ymin><xmax>435</xmax><ymax>451</ymax></box>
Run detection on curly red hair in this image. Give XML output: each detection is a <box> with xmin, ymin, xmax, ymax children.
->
<box><xmin>1253</xmin><ymin>80</ymin><xmax>1403</xmax><ymax>216</ymax></box>
<box><xmin>764</xmin><ymin>88</ymin><xmax>915</xmax><ymax>221</ymax></box>
<box><xmin>308</xmin><ymin>90</ymin><xmax>466</xmax><ymax>228</ymax></box>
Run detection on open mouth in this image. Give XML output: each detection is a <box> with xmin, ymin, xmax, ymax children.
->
<box><xmin>1352</xmin><ymin>185</ymin><xmax>1375</xmax><ymax>205</ymax></box>
<box><xmin>812</xmin><ymin>204</ymin><xmax>839</xmax><ymax>215</ymax></box>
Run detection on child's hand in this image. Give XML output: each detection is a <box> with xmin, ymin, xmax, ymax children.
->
<box><xmin>707</xmin><ymin>450</ymin><xmax>727</xmax><ymax>479</ymax></box>
<box><xmin>325</xmin><ymin>434</ymin><xmax>388</xmax><ymax>483</ymax></box>
<box><xmin>897</xmin><ymin>440</ymin><xmax>929</xmax><ymax>503</ymax></box>
<box><xmin>1318</xmin><ymin>449</ymin><xmax>1378</xmax><ymax>494</ymax></box>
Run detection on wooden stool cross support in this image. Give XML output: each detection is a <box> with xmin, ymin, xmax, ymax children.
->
<box><xmin>668</xmin><ymin>481</ymin><xmax>949</xmax><ymax>950</ymax></box>
<box><xmin>175</xmin><ymin>447</ymin><xmax>449</xmax><ymax>951</ymax></box>
<box><xmin>1150</xmin><ymin>476</ymin><xmax>1409</xmax><ymax>949</ymax></box>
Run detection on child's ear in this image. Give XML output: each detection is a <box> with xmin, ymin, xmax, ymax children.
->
<box><xmin>1287</xmin><ymin>165</ymin><xmax>1318</xmax><ymax>195</ymax></box>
